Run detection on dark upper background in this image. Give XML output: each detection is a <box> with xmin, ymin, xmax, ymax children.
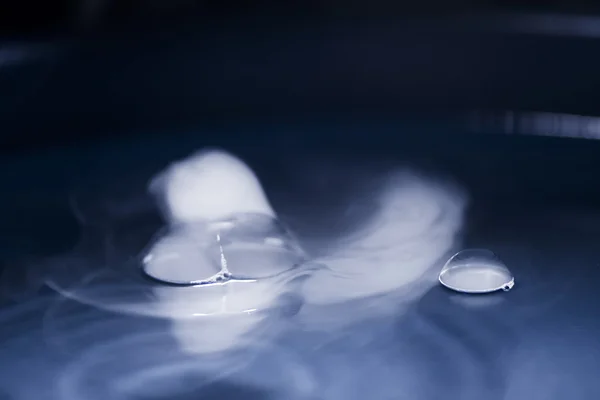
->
<box><xmin>1</xmin><ymin>1</ymin><xmax>596</xmax><ymax>37</ymax></box>
<box><xmin>3</xmin><ymin>1</ymin><xmax>600</xmax><ymax>153</ymax></box>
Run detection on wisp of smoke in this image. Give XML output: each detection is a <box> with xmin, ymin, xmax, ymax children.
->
<box><xmin>307</xmin><ymin>171</ymin><xmax>465</xmax><ymax>301</ymax></box>
<box><xmin>30</xmin><ymin>149</ymin><xmax>309</xmax><ymax>356</ymax></box>
<box><xmin>297</xmin><ymin>169</ymin><xmax>467</xmax><ymax>329</ymax></box>
<box><xmin>0</xmin><ymin>147</ymin><xmax>469</xmax><ymax>400</ymax></box>
<box><xmin>0</xmin><ymin>294</ymin><xmax>317</xmax><ymax>400</ymax></box>
<box><xmin>5</xmin><ymin>146</ymin><xmax>600</xmax><ymax>399</ymax></box>
<box><xmin>3</xmin><ymin>148</ymin><xmax>467</xmax><ymax>354</ymax></box>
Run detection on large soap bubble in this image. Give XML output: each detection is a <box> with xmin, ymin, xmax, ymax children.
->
<box><xmin>142</xmin><ymin>213</ymin><xmax>306</xmax><ymax>286</ymax></box>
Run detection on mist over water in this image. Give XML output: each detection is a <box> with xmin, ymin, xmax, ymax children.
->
<box><xmin>304</xmin><ymin>171</ymin><xmax>465</xmax><ymax>301</ymax></box>
<box><xmin>1</xmin><ymin>147</ymin><xmax>599</xmax><ymax>399</ymax></box>
<box><xmin>0</xmin><ymin>149</ymin><xmax>466</xmax><ymax>398</ymax></box>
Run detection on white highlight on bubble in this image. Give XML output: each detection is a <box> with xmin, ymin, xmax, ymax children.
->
<box><xmin>142</xmin><ymin>225</ymin><xmax>220</xmax><ymax>285</ymax></box>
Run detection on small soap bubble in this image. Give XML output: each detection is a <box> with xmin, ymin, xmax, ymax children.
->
<box><xmin>438</xmin><ymin>249</ymin><xmax>515</xmax><ymax>294</ymax></box>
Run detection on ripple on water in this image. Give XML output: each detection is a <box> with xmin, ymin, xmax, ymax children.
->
<box><xmin>42</xmin><ymin>211</ymin><xmax>315</xmax><ymax>322</ymax></box>
<box><xmin>57</xmin><ymin>330</ymin><xmax>318</xmax><ymax>400</ymax></box>
<box><xmin>477</xmin><ymin>243</ymin><xmax>583</xmax><ymax>322</ymax></box>
<box><xmin>503</xmin><ymin>325</ymin><xmax>600</xmax><ymax>400</ymax></box>
<box><xmin>393</xmin><ymin>287</ymin><xmax>519</xmax><ymax>400</ymax></box>
<box><xmin>293</xmin><ymin>305</ymin><xmax>504</xmax><ymax>400</ymax></box>
<box><xmin>1</xmin><ymin>295</ymin><xmax>313</xmax><ymax>400</ymax></box>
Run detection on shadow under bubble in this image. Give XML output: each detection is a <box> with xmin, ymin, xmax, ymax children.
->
<box><xmin>150</xmin><ymin>381</ymin><xmax>276</xmax><ymax>400</ymax></box>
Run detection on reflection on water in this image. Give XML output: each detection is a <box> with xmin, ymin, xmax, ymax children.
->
<box><xmin>1</xmin><ymin>152</ymin><xmax>599</xmax><ymax>399</ymax></box>
<box><xmin>1</xmin><ymin>278</ymin><xmax>598</xmax><ymax>400</ymax></box>
<box><xmin>0</xmin><ymin>297</ymin><xmax>317</xmax><ymax>400</ymax></box>
<box><xmin>36</xmin><ymin>152</ymin><xmax>468</xmax><ymax>352</ymax></box>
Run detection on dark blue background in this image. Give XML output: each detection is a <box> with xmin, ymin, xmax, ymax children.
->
<box><xmin>4</xmin><ymin>16</ymin><xmax>600</xmax><ymax>151</ymax></box>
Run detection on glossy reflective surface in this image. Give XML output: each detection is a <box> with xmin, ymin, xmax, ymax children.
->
<box><xmin>439</xmin><ymin>249</ymin><xmax>515</xmax><ymax>293</ymax></box>
<box><xmin>1</xmin><ymin>123</ymin><xmax>600</xmax><ymax>399</ymax></box>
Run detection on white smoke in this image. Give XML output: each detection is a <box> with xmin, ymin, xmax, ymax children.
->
<box><xmin>145</xmin><ymin>149</ymin><xmax>293</xmax><ymax>354</ymax></box>
<box><xmin>146</xmin><ymin>149</ymin><xmax>467</xmax><ymax>346</ymax></box>
<box><xmin>148</xmin><ymin>148</ymin><xmax>275</xmax><ymax>224</ymax></box>
<box><xmin>303</xmin><ymin>170</ymin><xmax>466</xmax><ymax>304</ymax></box>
